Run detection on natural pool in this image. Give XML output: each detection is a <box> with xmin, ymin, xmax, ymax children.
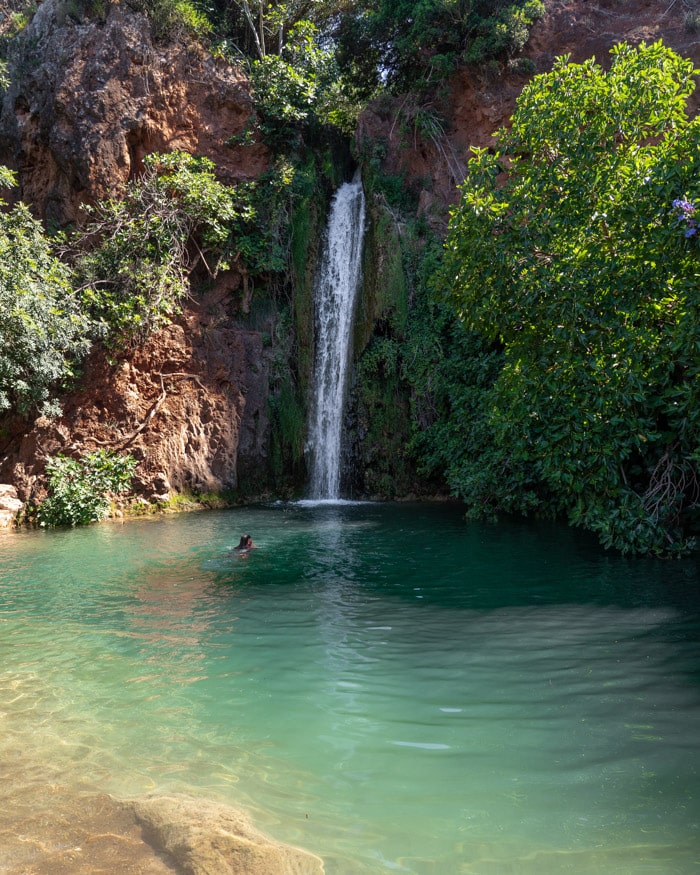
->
<box><xmin>1</xmin><ymin>501</ymin><xmax>699</xmax><ymax>873</ymax></box>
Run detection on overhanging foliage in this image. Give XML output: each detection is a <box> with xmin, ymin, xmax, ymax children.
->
<box><xmin>442</xmin><ymin>41</ymin><xmax>700</xmax><ymax>555</ymax></box>
<box><xmin>0</xmin><ymin>168</ymin><xmax>91</xmax><ymax>416</ymax></box>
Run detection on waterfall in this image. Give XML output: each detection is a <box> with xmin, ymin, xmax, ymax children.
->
<box><xmin>307</xmin><ymin>175</ymin><xmax>366</xmax><ymax>500</ymax></box>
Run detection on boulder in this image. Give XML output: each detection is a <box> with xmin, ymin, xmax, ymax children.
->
<box><xmin>0</xmin><ymin>484</ymin><xmax>23</xmax><ymax>527</ymax></box>
<box><xmin>128</xmin><ymin>794</ymin><xmax>325</xmax><ymax>875</ymax></box>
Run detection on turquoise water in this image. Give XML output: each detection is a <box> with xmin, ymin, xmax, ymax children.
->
<box><xmin>1</xmin><ymin>502</ymin><xmax>699</xmax><ymax>873</ymax></box>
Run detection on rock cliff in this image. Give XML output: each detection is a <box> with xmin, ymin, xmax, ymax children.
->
<box><xmin>0</xmin><ymin>0</ymin><xmax>697</xmax><ymax>514</ymax></box>
<box><xmin>0</xmin><ymin>0</ymin><xmax>268</xmax><ymax>223</ymax></box>
<box><xmin>0</xmin><ymin>0</ymin><xmax>275</xmax><ymax>507</ymax></box>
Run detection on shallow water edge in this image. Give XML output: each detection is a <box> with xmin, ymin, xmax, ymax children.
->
<box><xmin>0</xmin><ymin>768</ymin><xmax>323</xmax><ymax>875</ymax></box>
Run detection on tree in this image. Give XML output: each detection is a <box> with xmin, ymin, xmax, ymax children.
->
<box><xmin>335</xmin><ymin>0</ymin><xmax>544</xmax><ymax>96</ymax></box>
<box><xmin>247</xmin><ymin>20</ymin><xmax>335</xmax><ymax>144</ymax></box>
<box><xmin>443</xmin><ymin>41</ymin><xmax>700</xmax><ymax>555</ymax></box>
<box><xmin>210</xmin><ymin>0</ymin><xmax>342</xmax><ymax>60</ymax></box>
<box><xmin>68</xmin><ymin>152</ymin><xmax>245</xmax><ymax>345</ymax></box>
<box><xmin>0</xmin><ymin>168</ymin><xmax>91</xmax><ymax>416</ymax></box>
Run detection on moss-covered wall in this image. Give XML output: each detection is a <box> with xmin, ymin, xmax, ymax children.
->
<box><xmin>343</xmin><ymin>186</ymin><xmax>427</xmax><ymax>498</ymax></box>
<box><xmin>353</xmin><ymin>195</ymin><xmax>409</xmax><ymax>353</ymax></box>
<box><xmin>262</xmin><ymin>137</ymin><xmax>354</xmax><ymax>497</ymax></box>
<box><xmin>290</xmin><ymin>156</ymin><xmax>324</xmax><ymax>399</ymax></box>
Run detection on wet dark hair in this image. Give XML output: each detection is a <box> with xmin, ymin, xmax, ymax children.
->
<box><xmin>237</xmin><ymin>535</ymin><xmax>249</xmax><ymax>549</ymax></box>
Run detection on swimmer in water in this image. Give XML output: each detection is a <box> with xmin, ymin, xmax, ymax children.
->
<box><xmin>233</xmin><ymin>534</ymin><xmax>256</xmax><ymax>554</ymax></box>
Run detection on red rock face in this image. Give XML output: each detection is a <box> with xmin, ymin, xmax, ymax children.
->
<box><xmin>0</xmin><ymin>287</ymin><xmax>275</xmax><ymax>504</ymax></box>
<box><xmin>0</xmin><ymin>1</ymin><xmax>275</xmax><ymax>504</ymax></box>
<box><xmin>0</xmin><ymin>0</ymin><xmax>269</xmax><ymax>224</ymax></box>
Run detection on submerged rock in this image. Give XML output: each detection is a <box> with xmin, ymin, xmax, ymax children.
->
<box><xmin>0</xmin><ymin>781</ymin><xmax>324</xmax><ymax>875</ymax></box>
<box><xmin>0</xmin><ymin>788</ymin><xmax>177</xmax><ymax>875</ymax></box>
<box><xmin>127</xmin><ymin>794</ymin><xmax>325</xmax><ymax>875</ymax></box>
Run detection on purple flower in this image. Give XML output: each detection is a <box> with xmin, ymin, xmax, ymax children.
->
<box><xmin>672</xmin><ymin>198</ymin><xmax>698</xmax><ymax>241</ymax></box>
<box><xmin>672</xmin><ymin>197</ymin><xmax>696</xmax><ymax>216</ymax></box>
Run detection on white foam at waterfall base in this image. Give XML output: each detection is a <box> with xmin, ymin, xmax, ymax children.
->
<box><xmin>295</xmin><ymin>498</ymin><xmax>369</xmax><ymax>508</ymax></box>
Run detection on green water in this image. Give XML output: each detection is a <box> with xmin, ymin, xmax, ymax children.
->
<box><xmin>1</xmin><ymin>502</ymin><xmax>699</xmax><ymax>873</ymax></box>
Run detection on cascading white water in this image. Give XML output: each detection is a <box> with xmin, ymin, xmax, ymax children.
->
<box><xmin>307</xmin><ymin>175</ymin><xmax>366</xmax><ymax>500</ymax></box>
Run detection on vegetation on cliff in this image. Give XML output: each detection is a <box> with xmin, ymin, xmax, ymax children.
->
<box><xmin>66</xmin><ymin>152</ymin><xmax>246</xmax><ymax>346</ymax></box>
<box><xmin>335</xmin><ymin>0</ymin><xmax>544</xmax><ymax>95</ymax></box>
<box><xmin>1</xmin><ymin>1</ymin><xmax>698</xmax><ymax>555</ymax></box>
<box><xmin>0</xmin><ymin>167</ymin><xmax>91</xmax><ymax>417</ymax></box>
<box><xmin>108</xmin><ymin>0</ymin><xmax>546</xmax><ymax>136</ymax></box>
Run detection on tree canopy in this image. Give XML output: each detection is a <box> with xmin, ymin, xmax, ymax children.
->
<box><xmin>334</xmin><ymin>0</ymin><xmax>544</xmax><ymax>95</ymax></box>
<box><xmin>0</xmin><ymin>168</ymin><xmax>91</xmax><ymax>416</ymax></box>
<box><xmin>442</xmin><ymin>41</ymin><xmax>700</xmax><ymax>555</ymax></box>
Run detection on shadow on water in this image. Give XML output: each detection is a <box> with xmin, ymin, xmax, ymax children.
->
<box><xmin>219</xmin><ymin>499</ymin><xmax>700</xmax><ymax>609</ymax></box>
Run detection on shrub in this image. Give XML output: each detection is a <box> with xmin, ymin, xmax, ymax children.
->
<box><xmin>37</xmin><ymin>450</ymin><xmax>138</xmax><ymax>527</ymax></box>
<box><xmin>247</xmin><ymin>21</ymin><xmax>334</xmax><ymax>147</ymax></box>
<box><xmin>443</xmin><ymin>41</ymin><xmax>700</xmax><ymax>555</ymax></box>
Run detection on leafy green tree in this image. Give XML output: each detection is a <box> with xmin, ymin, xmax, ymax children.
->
<box><xmin>211</xmin><ymin>0</ymin><xmax>340</xmax><ymax>60</ymax></box>
<box><xmin>247</xmin><ymin>20</ymin><xmax>334</xmax><ymax>144</ymax></box>
<box><xmin>37</xmin><ymin>450</ymin><xmax>138</xmax><ymax>527</ymax></box>
<box><xmin>68</xmin><ymin>152</ymin><xmax>245</xmax><ymax>345</ymax></box>
<box><xmin>443</xmin><ymin>41</ymin><xmax>700</xmax><ymax>555</ymax></box>
<box><xmin>216</xmin><ymin>14</ymin><xmax>365</xmax><ymax>145</ymax></box>
<box><xmin>335</xmin><ymin>0</ymin><xmax>544</xmax><ymax>95</ymax></box>
<box><xmin>0</xmin><ymin>167</ymin><xmax>91</xmax><ymax>416</ymax></box>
